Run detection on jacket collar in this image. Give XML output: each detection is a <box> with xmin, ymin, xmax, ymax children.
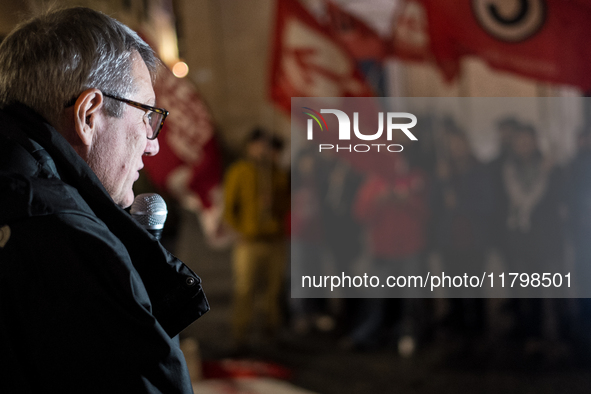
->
<box><xmin>2</xmin><ymin>103</ymin><xmax>112</xmax><ymax>199</ymax></box>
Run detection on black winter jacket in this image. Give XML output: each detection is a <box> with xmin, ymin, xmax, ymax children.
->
<box><xmin>0</xmin><ymin>104</ymin><xmax>209</xmax><ymax>393</ymax></box>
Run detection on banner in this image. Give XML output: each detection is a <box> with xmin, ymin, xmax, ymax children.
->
<box><xmin>269</xmin><ymin>0</ymin><xmax>375</xmax><ymax>113</ymax></box>
<box><xmin>390</xmin><ymin>0</ymin><xmax>432</xmax><ymax>62</ymax></box>
<box><xmin>422</xmin><ymin>0</ymin><xmax>591</xmax><ymax>89</ymax></box>
<box><xmin>325</xmin><ymin>1</ymin><xmax>389</xmax><ymax>95</ymax></box>
<box><xmin>325</xmin><ymin>1</ymin><xmax>388</xmax><ymax>61</ymax></box>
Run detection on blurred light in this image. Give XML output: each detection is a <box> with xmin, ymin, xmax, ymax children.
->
<box><xmin>172</xmin><ymin>61</ymin><xmax>189</xmax><ymax>78</ymax></box>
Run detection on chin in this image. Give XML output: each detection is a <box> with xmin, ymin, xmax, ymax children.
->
<box><xmin>116</xmin><ymin>190</ymin><xmax>135</xmax><ymax>209</ymax></box>
<box><xmin>123</xmin><ymin>194</ymin><xmax>135</xmax><ymax>209</ymax></box>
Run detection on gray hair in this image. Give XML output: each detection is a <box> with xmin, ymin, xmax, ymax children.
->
<box><xmin>0</xmin><ymin>6</ymin><xmax>158</xmax><ymax>127</ymax></box>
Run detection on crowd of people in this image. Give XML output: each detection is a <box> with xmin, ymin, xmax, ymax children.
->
<box><xmin>224</xmin><ymin>117</ymin><xmax>591</xmax><ymax>361</ymax></box>
<box><xmin>10</xmin><ymin>5</ymin><xmax>591</xmax><ymax>393</ymax></box>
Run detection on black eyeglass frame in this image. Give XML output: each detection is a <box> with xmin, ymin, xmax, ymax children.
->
<box><xmin>102</xmin><ymin>92</ymin><xmax>168</xmax><ymax>140</ymax></box>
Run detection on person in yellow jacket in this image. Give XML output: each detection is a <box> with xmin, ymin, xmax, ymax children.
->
<box><xmin>224</xmin><ymin>128</ymin><xmax>289</xmax><ymax>347</ymax></box>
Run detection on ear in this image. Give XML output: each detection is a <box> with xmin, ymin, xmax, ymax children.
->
<box><xmin>73</xmin><ymin>88</ymin><xmax>104</xmax><ymax>146</ymax></box>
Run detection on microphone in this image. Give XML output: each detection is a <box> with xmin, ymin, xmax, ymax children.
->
<box><xmin>130</xmin><ymin>193</ymin><xmax>168</xmax><ymax>240</ymax></box>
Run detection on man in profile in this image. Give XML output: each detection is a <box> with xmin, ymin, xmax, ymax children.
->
<box><xmin>0</xmin><ymin>7</ymin><xmax>208</xmax><ymax>393</ymax></box>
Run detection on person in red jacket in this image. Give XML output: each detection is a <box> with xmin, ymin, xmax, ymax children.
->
<box><xmin>342</xmin><ymin>154</ymin><xmax>428</xmax><ymax>354</ymax></box>
<box><xmin>355</xmin><ymin>158</ymin><xmax>427</xmax><ymax>261</ymax></box>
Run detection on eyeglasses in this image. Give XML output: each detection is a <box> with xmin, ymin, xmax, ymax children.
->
<box><xmin>102</xmin><ymin>93</ymin><xmax>168</xmax><ymax>140</ymax></box>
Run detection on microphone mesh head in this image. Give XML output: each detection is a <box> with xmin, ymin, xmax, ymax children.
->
<box><xmin>130</xmin><ymin>193</ymin><xmax>168</xmax><ymax>230</ymax></box>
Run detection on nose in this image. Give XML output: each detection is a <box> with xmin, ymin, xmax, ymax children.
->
<box><xmin>144</xmin><ymin>137</ymin><xmax>159</xmax><ymax>156</ymax></box>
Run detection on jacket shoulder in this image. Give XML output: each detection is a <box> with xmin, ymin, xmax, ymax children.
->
<box><xmin>0</xmin><ymin>171</ymin><xmax>94</xmax><ymax>224</ymax></box>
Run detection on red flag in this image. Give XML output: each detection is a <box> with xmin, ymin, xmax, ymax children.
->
<box><xmin>269</xmin><ymin>0</ymin><xmax>374</xmax><ymax>113</ymax></box>
<box><xmin>143</xmin><ymin>65</ymin><xmax>233</xmax><ymax>247</ymax></box>
<box><xmin>390</xmin><ymin>0</ymin><xmax>432</xmax><ymax>62</ymax></box>
<box><xmin>422</xmin><ymin>0</ymin><xmax>591</xmax><ymax>89</ymax></box>
<box><xmin>325</xmin><ymin>1</ymin><xmax>388</xmax><ymax>61</ymax></box>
